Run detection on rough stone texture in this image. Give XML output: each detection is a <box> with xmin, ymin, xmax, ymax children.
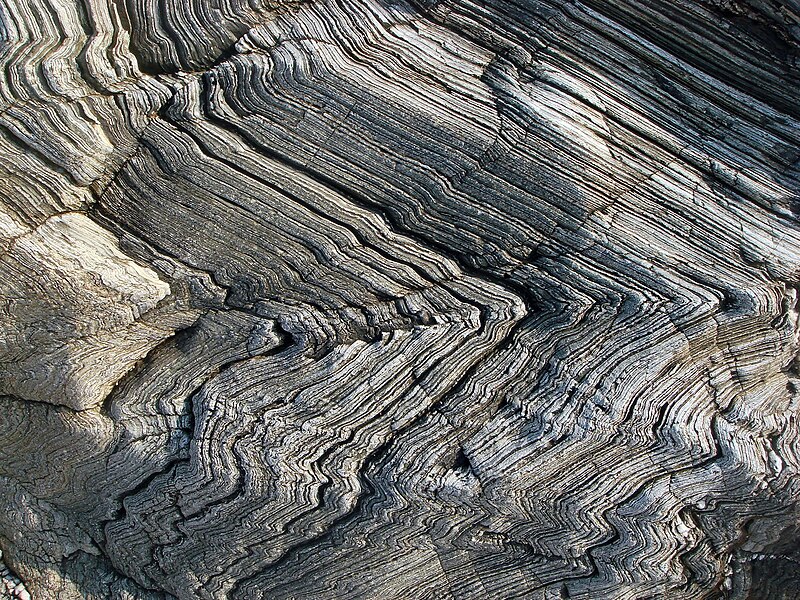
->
<box><xmin>1</xmin><ymin>0</ymin><xmax>800</xmax><ymax>598</ymax></box>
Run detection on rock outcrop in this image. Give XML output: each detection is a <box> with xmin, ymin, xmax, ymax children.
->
<box><xmin>2</xmin><ymin>0</ymin><xmax>800</xmax><ymax>598</ymax></box>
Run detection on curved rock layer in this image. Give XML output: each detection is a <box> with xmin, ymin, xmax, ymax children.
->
<box><xmin>2</xmin><ymin>0</ymin><xmax>800</xmax><ymax>598</ymax></box>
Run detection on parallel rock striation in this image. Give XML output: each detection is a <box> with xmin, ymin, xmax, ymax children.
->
<box><xmin>1</xmin><ymin>0</ymin><xmax>800</xmax><ymax>598</ymax></box>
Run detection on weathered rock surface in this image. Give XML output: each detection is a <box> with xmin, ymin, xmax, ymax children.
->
<box><xmin>1</xmin><ymin>0</ymin><xmax>800</xmax><ymax>598</ymax></box>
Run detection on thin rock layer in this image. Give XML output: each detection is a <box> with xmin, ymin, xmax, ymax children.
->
<box><xmin>1</xmin><ymin>0</ymin><xmax>800</xmax><ymax>599</ymax></box>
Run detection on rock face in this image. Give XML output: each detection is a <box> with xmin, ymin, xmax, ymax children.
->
<box><xmin>1</xmin><ymin>0</ymin><xmax>800</xmax><ymax>598</ymax></box>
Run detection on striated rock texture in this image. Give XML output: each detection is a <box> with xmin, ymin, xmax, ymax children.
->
<box><xmin>2</xmin><ymin>0</ymin><xmax>800</xmax><ymax>598</ymax></box>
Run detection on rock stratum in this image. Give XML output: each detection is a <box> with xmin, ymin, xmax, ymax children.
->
<box><xmin>1</xmin><ymin>0</ymin><xmax>800</xmax><ymax>598</ymax></box>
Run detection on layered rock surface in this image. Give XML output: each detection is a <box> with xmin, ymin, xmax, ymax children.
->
<box><xmin>1</xmin><ymin>0</ymin><xmax>800</xmax><ymax>598</ymax></box>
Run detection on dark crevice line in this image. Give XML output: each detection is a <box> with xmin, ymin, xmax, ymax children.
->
<box><xmin>0</xmin><ymin>392</ymin><xmax>88</xmax><ymax>414</ymax></box>
<box><xmin>91</xmin><ymin>133</ymin><xmax>152</xmax><ymax>200</ymax></box>
<box><xmin>97</xmin><ymin>457</ymin><xmax>187</xmax><ymax>589</ymax></box>
<box><xmin>99</xmin><ymin>317</ymin><xmax>203</xmax><ymax>421</ymax></box>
